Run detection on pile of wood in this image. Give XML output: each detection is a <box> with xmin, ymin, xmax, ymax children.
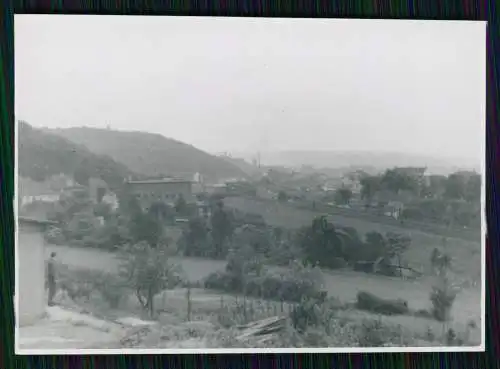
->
<box><xmin>235</xmin><ymin>316</ymin><xmax>287</xmax><ymax>343</ymax></box>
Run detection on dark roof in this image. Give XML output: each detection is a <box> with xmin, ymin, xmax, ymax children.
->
<box><xmin>18</xmin><ymin>216</ymin><xmax>58</xmax><ymax>227</ymax></box>
<box><xmin>126</xmin><ymin>179</ymin><xmax>192</xmax><ymax>185</ymax></box>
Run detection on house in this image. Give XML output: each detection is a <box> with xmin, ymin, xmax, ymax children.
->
<box><xmin>17</xmin><ymin>216</ymin><xmax>57</xmax><ymax>327</ymax></box>
<box><xmin>88</xmin><ymin>177</ymin><xmax>108</xmax><ymax>204</ymax></box>
<box><xmin>101</xmin><ymin>191</ymin><xmax>119</xmax><ymax>211</ymax></box>
<box><xmin>383</xmin><ymin>201</ymin><xmax>405</xmax><ymax>220</ymax></box>
<box><xmin>125</xmin><ymin>178</ymin><xmax>194</xmax><ymax>211</ymax></box>
<box><xmin>21</xmin><ymin>192</ymin><xmax>60</xmax><ymax>207</ymax></box>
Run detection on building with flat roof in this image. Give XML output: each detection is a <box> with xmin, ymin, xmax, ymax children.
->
<box><xmin>125</xmin><ymin>178</ymin><xmax>194</xmax><ymax>211</ymax></box>
<box><xmin>17</xmin><ymin>216</ymin><xmax>57</xmax><ymax>327</ymax></box>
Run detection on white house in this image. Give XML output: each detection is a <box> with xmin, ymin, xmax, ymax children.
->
<box><xmin>17</xmin><ymin>217</ymin><xmax>57</xmax><ymax>327</ymax></box>
<box><xmin>101</xmin><ymin>192</ymin><xmax>119</xmax><ymax>211</ymax></box>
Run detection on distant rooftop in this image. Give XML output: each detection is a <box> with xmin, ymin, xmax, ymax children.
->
<box><xmin>18</xmin><ymin>216</ymin><xmax>58</xmax><ymax>227</ymax></box>
<box><xmin>126</xmin><ymin>178</ymin><xmax>192</xmax><ymax>185</ymax></box>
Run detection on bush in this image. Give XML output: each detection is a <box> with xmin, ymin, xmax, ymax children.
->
<box><xmin>204</xmin><ymin>271</ymin><xmax>238</xmax><ymax>292</ymax></box>
<box><xmin>430</xmin><ymin>284</ymin><xmax>457</xmax><ymax>321</ymax></box>
<box><xmin>357</xmin><ymin>318</ymin><xmax>405</xmax><ymax>347</ymax></box>
<box><xmin>356</xmin><ymin>291</ymin><xmax>409</xmax><ymax>315</ymax></box>
<box><xmin>94</xmin><ymin>273</ymin><xmax>128</xmax><ymax>308</ymax></box>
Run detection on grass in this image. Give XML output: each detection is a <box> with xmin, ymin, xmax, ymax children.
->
<box><xmin>223</xmin><ymin>196</ymin><xmax>482</xmax><ymax>280</ymax></box>
<box><xmin>46</xmin><ymin>243</ymin><xmax>481</xmax><ymax>327</ymax></box>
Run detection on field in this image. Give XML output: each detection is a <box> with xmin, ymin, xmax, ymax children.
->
<box><xmin>223</xmin><ymin>197</ymin><xmax>482</xmax><ymax>281</ymax></box>
<box><xmin>46</xmin><ymin>244</ymin><xmax>481</xmax><ymax>330</ymax></box>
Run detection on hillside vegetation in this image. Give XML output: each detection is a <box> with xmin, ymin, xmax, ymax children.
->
<box><xmin>18</xmin><ymin>121</ymin><xmax>133</xmax><ymax>188</ymax></box>
<box><xmin>49</xmin><ymin>127</ymin><xmax>248</xmax><ymax>182</ymax></box>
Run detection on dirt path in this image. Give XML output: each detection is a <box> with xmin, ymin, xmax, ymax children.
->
<box><xmin>46</xmin><ymin>244</ymin><xmax>481</xmax><ymax>323</ymax></box>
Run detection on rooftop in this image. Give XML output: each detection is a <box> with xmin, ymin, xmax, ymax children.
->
<box><xmin>126</xmin><ymin>178</ymin><xmax>192</xmax><ymax>185</ymax></box>
<box><xmin>18</xmin><ymin>216</ymin><xmax>58</xmax><ymax>227</ymax></box>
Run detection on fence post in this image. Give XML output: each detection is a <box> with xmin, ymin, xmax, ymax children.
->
<box><xmin>186</xmin><ymin>286</ymin><xmax>192</xmax><ymax>321</ymax></box>
<box><xmin>273</xmin><ymin>303</ymin><xmax>277</xmax><ymax>316</ymax></box>
<box><xmin>243</xmin><ymin>295</ymin><xmax>247</xmax><ymax>323</ymax></box>
<box><xmin>220</xmin><ymin>295</ymin><xmax>224</xmax><ymax>311</ymax></box>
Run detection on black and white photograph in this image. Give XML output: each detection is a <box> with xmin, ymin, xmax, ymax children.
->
<box><xmin>15</xmin><ymin>15</ymin><xmax>485</xmax><ymax>353</ymax></box>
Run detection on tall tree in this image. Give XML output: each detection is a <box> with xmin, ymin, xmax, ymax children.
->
<box><xmin>385</xmin><ymin>232</ymin><xmax>412</xmax><ymax>278</ymax></box>
<box><xmin>360</xmin><ymin>175</ymin><xmax>382</xmax><ymax>204</ymax></box>
<box><xmin>210</xmin><ymin>201</ymin><xmax>234</xmax><ymax>258</ymax></box>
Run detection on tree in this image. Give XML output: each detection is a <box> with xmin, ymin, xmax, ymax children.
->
<box><xmin>298</xmin><ymin>216</ymin><xmax>352</xmax><ymax>269</ymax></box>
<box><xmin>385</xmin><ymin>232</ymin><xmax>411</xmax><ymax>278</ymax></box>
<box><xmin>334</xmin><ymin>187</ymin><xmax>353</xmax><ymax>205</ymax></box>
<box><xmin>360</xmin><ymin>175</ymin><xmax>382</xmax><ymax>204</ymax></box>
<box><xmin>425</xmin><ymin>175</ymin><xmax>448</xmax><ymax>199</ymax></box>
<box><xmin>381</xmin><ymin>169</ymin><xmax>420</xmax><ymax>195</ymax></box>
<box><xmin>464</xmin><ymin>173</ymin><xmax>481</xmax><ymax>203</ymax></box>
<box><xmin>181</xmin><ymin>216</ymin><xmax>211</xmax><ymax>257</ymax></box>
<box><xmin>149</xmin><ymin>201</ymin><xmax>174</xmax><ymax>223</ymax></box>
<box><xmin>174</xmin><ymin>194</ymin><xmax>187</xmax><ymax>215</ymax></box>
<box><xmin>429</xmin><ymin>238</ymin><xmax>459</xmax><ymax>329</ymax></box>
<box><xmin>444</xmin><ymin>173</ymin><xmax>468</xmax><ymax>200</ymax></box>
<box><xmin>129</xmin><ymin>211</ymin><xmax>163</xmax><ymax>247</ymax></box>
<box><xmin>232</xmin><ymin>224</ymin><xmax>272</xmax><ymax>255</ymax></box>
<box><xmin>210</xmin><ymin>201</ymin><xmax>234</xmax><ymax>258</ymax></box>
<box><xmin>278</xmin><ymin>190</ymin><xmax>289</xmax><ymax>202</ymax></box>
<box><xmin>118</xmin><ymin>242</ymin><xmax>184</xmax><ymax>317</ymax></box>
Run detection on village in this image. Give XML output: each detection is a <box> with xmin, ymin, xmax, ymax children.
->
<box><xmin>17</xmin><ymin>160</ymin><xmax>482</xmax><ymax>350</ymax></box>
<box><xmin>15</xmin><ymin>15</ymin><xmax>484</xmax><ymax>352</ymax></box>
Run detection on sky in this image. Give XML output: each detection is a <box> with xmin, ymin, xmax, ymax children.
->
<box><xmin>15</xmin><ymin>16</ymin><xmax>485</xmax><ymax>164</ymax></box>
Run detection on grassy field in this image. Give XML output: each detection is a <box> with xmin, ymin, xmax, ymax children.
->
<box><xmin>46</xmin><ymin>244</ymin><xmax>481</xmax><ymax>328</ymax></box>
<box><xmin>224</xmin><ymin>197</ymin><xmax>482</xmax><ymax>281</ymax></box>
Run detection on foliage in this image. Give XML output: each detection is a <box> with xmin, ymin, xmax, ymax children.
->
<box><xmin>356</xmin><ymin>291</ymin><xmax>409</xmax><ymax>315</ymax></box>
<box><xmin>174</xmin><ymin>195</ymin><xmax>188</xmax><ymax>216</ymax></box>
<box><xmin>48</xmin><ymin>125</ymin><xmax>247</xmax><ymax>182</ymax></box>
<box><xmin>232</xmin><ymin>224</ymin><xmax>272</xmax><ymax>255</ymax></box>
<box><xmin>381</xmin><ymin>168</ymin><xmax>421</xmax><ymax>194</ymax></box>
<box><xmin>334</xmin><ymin>187</ymin><xmax>353</xmax><ymax>205</ymax></box>
<box><xmin>117</xmin><ymin>242</ymin><xmax>185</xmax><ymax>317</ymax></box>
<box><xmin>210</xmin><ymin>201</ymin><xmax>234</xmax><ymax>258</ymax></box>
<box><xmin>149</xmin><ymin>201</ymin><xmax>175</xmax><ymax>224</ymax></box>
<box><xmin>18</xmin><ymin>121</ymin><xmax>132</xmax><ymax>186</ymax></box>
<box><xmin>277</xmin><ymin>190</ymin><xmax>289</xmax><ymax>202</ymax></box>
<box><xmin>180</xmin><ymin>216</ymin><xmax>212</xmax><ymax>257</ymax></box>
<box><xmin>129</xmin><ymin>209</ymin><xmax>163</xmax><ymax>247</ymax></box>
<box><xmin>93</xmin><ymin>272</ymin><xmax>128</xmax><ymax>308</ymax></box>
<box><xmin>360</xmin><ymin>175</ymin><xmax>382</xmax><ymax>203</ymax></box>
<box><xmin>298</xmin><ymin>216</ymin><xmax>353</xmax><ymax>268</ymax></box>
<box><xmin>205</xmin><ymin>260</ymin><xmax>324</xmax><ymax>303</ymax></box>
<box><xmin>385</xmin><ymin>232</ymin><xmax>411</xmax><ymax>276</ymax></box>
<box><xmin>429</xmin><ymin>241</ymin><xmax>459</xmax><ymax>322</ymax></box>
<box><xmin>357</xmin><ymin>318</ymin><xmax>406</xmax><ymax>347</ymax></box>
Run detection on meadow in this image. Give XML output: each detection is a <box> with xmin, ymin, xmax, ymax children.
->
<box><xmin>223</xmin><ymin>197</ymin><xmax>482</xmax><ymax>281</ymax></box>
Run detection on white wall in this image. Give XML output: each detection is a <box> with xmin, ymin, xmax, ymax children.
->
<box><xmin>18</xmin><ymin>225</ymin><xmax>46</xmax><ymax>326</ymax></box>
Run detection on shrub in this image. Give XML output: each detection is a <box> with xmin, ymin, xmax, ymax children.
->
<box><xmin>356</xmin><ymin>318</ymin><xmax>406</xmax><ymax>347</ymax></box>
<box><xmin>356</xmin><ymin>291</ymin><xmax>409</xmax><ymax>315</ymax></box>
<box><xmin>204</xmin><ymin>271</ymin><xmax>238</xmax><ymax>292</ymax></box>
<box><xmin>430</xmin><ymin>284</ymin><xmax>457</xmax><ymax>321</ymax></box>
<box><xmin>94</xmin><ymin>273</ymin><xmax>128</xmax><ymax>308</ymax></box>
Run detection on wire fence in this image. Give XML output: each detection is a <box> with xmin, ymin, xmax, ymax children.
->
<box><xmin>157</xmin><ymin>287</ymin><xmax>300</xmax><ymax>326</ymax></box>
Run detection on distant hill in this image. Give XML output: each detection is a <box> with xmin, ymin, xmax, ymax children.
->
<box><xmin>239</xmin><ymin>150</ymin><xmax>479</xmax><ymax>176</ymax></box>
<box><xmin>48</xmin><ymin>127</ymin><xmax>248</xmax><ymax>183</ymax></box>
<box><xmin>18</xmin><ymin>121</ymin><xmax>133</xmax><ymax>188</ymax></box>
